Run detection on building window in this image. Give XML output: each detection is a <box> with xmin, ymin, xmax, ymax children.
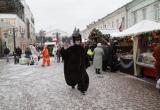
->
<box><xmin>104</xmin><ymin>24</ymin><xmax>106</xmax><ymax>29</ymax></box>
<box><xmin>112</xmin><ymin>21</ymin><xmax>114</xmax><ymax>28</ymax></box>
<box><xmin>142</xmin><ymin>8</ymin><xmax>146</xmax><ymax>20</ymax></box>
<box><xmin>155</xmin><ymin>4</ymin><xmax>160</xmax><ymax>21</ymax></box>
<box><xmin>133</xmin><ymin>11</ymin><xmax>137</xmax><ymax>24</ymax></box>
<box><xmin>116</xmin><ymin>19</ymin><xmax>119</xmax><ymax>28</ymax></box>
<box><xmin>122</xmin><ymin>17</ymin><xmax>125</xmax><ymax>29</ymax></box>
<box><xmin>26</xmin><ymin>19</ymin><xmax>30</xmax><ymax>39</ymax></box>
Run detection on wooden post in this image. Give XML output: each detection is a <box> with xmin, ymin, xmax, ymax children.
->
<box><xmin>133</xmin><ymin>36</ymin><xmax>139</xmax><ymax>76</ymax></box>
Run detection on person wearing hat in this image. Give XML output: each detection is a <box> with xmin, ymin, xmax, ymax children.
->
<box><xmin>62</xmin><ymin>28</ymin><xmax>89</xmax><ymax>95</ymax></box>
<box><xmin>93</xmin><ymin>43</ymin><xmax>104</xmax><ymax>74</ymax></box>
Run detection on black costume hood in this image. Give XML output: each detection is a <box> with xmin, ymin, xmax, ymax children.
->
<box><xmin>72</xmin><ymin>28</ymin><xmax>82</xmax><ymax>43</ymax></box>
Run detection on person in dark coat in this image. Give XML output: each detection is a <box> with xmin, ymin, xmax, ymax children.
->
<box><xmin>153</xmin><ymin>44</ymin><xmax>160</xmax><ymax>80</ymax></box>
<box><xmin>4</xmin><ymin>47</ymin><xmax>10</xmax><ymax>62</ymax></box>
<box><xmin>102</xmin><ymin>44</ymin><xmax>109</xmax><ymax>71</ymax></box>
<box><xmin>25</xmin><ymin>47</ymin><xmax>32</xmax><ymax>59</ymax></box>
<box><xmin>60</xmin><ymin>44</ymin><xmax>65</xmax><ymax>62</ymax></box>
<box><xmin>62</xmin><ymin>28</ymin><xmax>89</xmax><ymax>95</ymax></box>
<box><xmin>15</xmin><ymin>46</ymin><xmax>22</xmax><ymax>63</ymax></box>
<box><xmin>108</xmin><ymin>41</ymin><xmax>120</xmax><ymax>72</ymax></box>
<box><xmin>56</xmin><ymin>46</ymin><xmax>61</xmax><ymax>63</ymax></box>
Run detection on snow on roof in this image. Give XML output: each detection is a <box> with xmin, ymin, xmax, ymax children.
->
<box><xmin>111</xmin><ymin>20</ymin><xmax>160</xmax><ymax>37</ymax></box>
<box><xmin>99</xmin><ymin>29</ymin><xmax>118</xmax><ymax>35</ymax></box>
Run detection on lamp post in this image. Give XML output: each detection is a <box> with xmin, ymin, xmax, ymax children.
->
<box><xmin>13</xmin><ymin>28</ymin><xmax>16</xmax><ymax>64</ymax></box>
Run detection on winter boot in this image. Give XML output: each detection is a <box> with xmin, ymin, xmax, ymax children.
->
<box><xmin>97</xmin><ymin>69</ymin><xmax>101</xmax><ymax>74</ymax></box>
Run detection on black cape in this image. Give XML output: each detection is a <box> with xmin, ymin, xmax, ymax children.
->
<box><xmin>62</xmin><ymin>44</ymin><xmax>89</xmax><ymax>91</ymax></box>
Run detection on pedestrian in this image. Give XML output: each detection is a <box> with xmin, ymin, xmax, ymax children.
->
<box><xmin>25</xmin><ymin>47</ymin><xmax>32</xmax><ymax>65</ymax></box>
<box><xmin>15</xmin><ymin>46</ymin><xmax>22</xmax><ymax>63</ymax></box>
<box><xmin>56</xmin><ymin>46</ymin><xmax>61</xmax><ymax>63</ymax></box>
<box><xmin>3</xmin><ymin>47</ymin><xmax>10</xmax><ymax>62</ymax></box>
<box><xmin>25</xmin><ymin>47</ymin><xmax>32</xmax><ymax>59</ymax></box>
<box><xmin>62</xmin><ymin>28</ymin><xmax>89</xmax><ymax>95</ymax></box>
<box><xmin>153</xmin><ymin>44</ymin><xmax>160</xmax><ymax>80</ymax></box>
<box><xmin>102</xmin><ymin>44</ymin><xmax>109</xmax><ymax>71</ymax></box>
<box><xmin>41</xmin><ymin>45</ymin><xmax>50</xmax><ymax>66</ymax></box>
<box><xmin>93</xmin><ymin>43</ymin><xmax>104</xmax><ymax>74</ymax></box>
<box><xmin>87</xmin><ymin>45</ymin><xmax>94</xmax><ymax>65</ymax></box>
<box><xmin>109</xmin><ymin>40</ymin><xmax>120</xmax><ymax>72</ymax></box>
<box><xmin>52</xmin><ymin>46</ymin><xmax>57</xmax><ymax>61</ymax></box>
<box><xmin>30</xmin><ymin>45</ymin><xmax>39</xmax><ymax>65</ymax></box>
<box><xmin>60</xmin><ymin>44</ymin><xmax>65</xmax><ymax>62</ymax></box>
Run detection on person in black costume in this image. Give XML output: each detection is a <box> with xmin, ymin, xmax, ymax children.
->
<box><xmin>62</xmin><ymin>28</ymin><xmax>89</xmax><ymax>95</ymax></box>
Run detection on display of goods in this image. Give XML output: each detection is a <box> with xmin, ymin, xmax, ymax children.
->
<box><xmin>121</xmin><ymin>54</ymin><xmax>133</xmax><ymax>59</ymax></box>
<box><xmin>139</xmin><ymin>52</ymin><xmax>155</xmax><ymax>65</ymax></box>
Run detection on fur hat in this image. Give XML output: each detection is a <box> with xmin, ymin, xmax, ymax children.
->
<box><xmin>97</xmin><ymin>43</ymin><xmax>101</xmax><ymax>47</ymax></box>
<box><xmin>72</xmin><ymin>28</ymin><xmax>82</xmax><ymax>43</ymax></box>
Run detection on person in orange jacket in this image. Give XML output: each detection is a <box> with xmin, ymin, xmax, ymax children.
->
<box><xmin>41</xmin><ymin>45</ymin><xmax>50</xmax><ymax>66</ymax></box>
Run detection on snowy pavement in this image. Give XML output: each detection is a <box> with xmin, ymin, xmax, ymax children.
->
<box><xmin>0</xmin><ymin>58</ymin><xmax>160</xmax><ymax>110</ymax></box>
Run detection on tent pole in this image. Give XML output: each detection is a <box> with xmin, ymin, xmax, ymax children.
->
<box><xmin>133</xmin><ymin>36</ymin><xmax>139</xmax><ymax>76</ymax></box>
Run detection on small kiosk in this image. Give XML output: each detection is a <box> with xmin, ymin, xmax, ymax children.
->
<box><xmin>112</xmin><ymin>20</ymin><xmax>160</xmax><ymax>78</ymax></box>
<box><xmin>112</xmin><ymin>36</ymin><xmax>134</xmax><ymax>75</ymax></box>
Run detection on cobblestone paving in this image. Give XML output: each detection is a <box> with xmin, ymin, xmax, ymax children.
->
<box><xmin>0</xmin><ymin>59</ymin><xmax>160</xmax><ymax>110</ymax></box>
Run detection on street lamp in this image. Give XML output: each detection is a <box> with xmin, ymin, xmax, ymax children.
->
<box><xmin>13</xmin><ymin>28</ymin><xmax>17</xmax><ymax>64</ymax></box>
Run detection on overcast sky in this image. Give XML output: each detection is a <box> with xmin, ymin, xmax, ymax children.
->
<box><xmin>26</xmin><ymin>0</ymin><xmax>132</xmax><ymax>34</ymax></box>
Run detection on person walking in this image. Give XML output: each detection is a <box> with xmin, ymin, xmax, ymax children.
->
<box><xmin>41</xmin><ymin>45</ymin><xmax>50</xmax><ymax>66</ymax></box>
<box><xmin>93</xmin><ymin>43</ymin><xmax>104</xmax><ymax>74</ymax></box>
<box><xmin>56</xmin><ymin>46</ymin><xmax>61</xmax><ymax>63</ymax></box>
<box><xmin>3</xmin><ymin>47</ymin><xmax>10</xmax><ymax>62</ymax></box>
<box><xmin>102</xmin><ymin>44</ymin><xmax>109</xmax><ymax>71</ymax></box>
<box><xmin>62</xmin><ymin>28</ymin><xmax>89</xmax><ymax>95</ymax></box>
<box><xmin>87</xmin><ymin>45</ymin><xmax>94</xmax><ymax>65</ymax></box>
<box><xmin>153</xmin><ymin>44</ymin><xmax>160</xmax><ymax>80</ymax></box>
<box><xmin>15</xmin><ymin>46</ymin><xmax>22</xmax><ymax>63</ymax></box>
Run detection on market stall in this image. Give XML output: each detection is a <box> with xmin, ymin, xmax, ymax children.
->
<box><xmin>112</xmin><ymin>36</ymin><xmax>134</xmax><ymax>75</ymax></box>
<box><xmin>111</xmin><ymin>20</ymin><xmax>160</xmax><ymax>78</ymax></box>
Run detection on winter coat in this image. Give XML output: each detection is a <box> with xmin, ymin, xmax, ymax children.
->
<box><xmin>102</xmin><ymin>46</ymin><xmax>109</xmax><ymax>61</ymax></box>
<box><xmin>93</xmin><ymin>46</ymin><xmax>104</xmax><ymax>69</ymax></box>
<box><xmin>153</xmin><ymin>45</ymin><xmax>160</xmax><ymax>72</ymax></box>
<box><xmin>62</xmin><ymin>44</ymin><xmax>89</xmax><ymax>91</ymax></box>
<box><xmin>15</xmin><ymin>47</ymin><xmax>22</xmax><ymax>56</ymax></box>
<box><xmin>25</xmin><ymin>48</ymin><xmax>32</xmax><ymax>58</ymax></box>
<box><xmin>41</xmin><ymin>48</ymin><xmax>50</xmax><ymax>59</ymax></box>
<box><xmin>4</xmin><ymin>48</ymin><xmax>10</xmax><ymax>55</ymax></box>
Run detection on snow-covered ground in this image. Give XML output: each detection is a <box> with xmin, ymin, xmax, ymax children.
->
<box><xmin>0</xmin><ymin>58</ymin><xmax>160</xmax><ymax>110</ymax></box>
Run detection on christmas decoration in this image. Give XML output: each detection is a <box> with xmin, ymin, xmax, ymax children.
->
<box><xmin>88</xmin><ymin>28</ymin><xmax>110</xmax><ymax>45</ymax></box>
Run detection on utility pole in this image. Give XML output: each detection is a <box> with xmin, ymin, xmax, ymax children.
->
<box><xmin>13</xmin><ymin>28</ymin><xmax>16</xmax><ymax>64</ymax></box>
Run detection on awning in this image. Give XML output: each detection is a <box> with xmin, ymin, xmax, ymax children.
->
<box><xmin>111</xmin><ymin>20</ymin><xmax>160</xmax><ymax>37</ymax></box>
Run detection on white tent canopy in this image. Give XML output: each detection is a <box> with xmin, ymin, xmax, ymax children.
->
<box><xmin>111</xmin><ymin>20</ymin><xmax>160</xmax><ymax>37</ymax></box>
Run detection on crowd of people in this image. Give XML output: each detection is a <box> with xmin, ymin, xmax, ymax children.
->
<box><xmin>2</xmin><ymin>28</ymin><xmax>160</xmax><ymax>95</ymax></box>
